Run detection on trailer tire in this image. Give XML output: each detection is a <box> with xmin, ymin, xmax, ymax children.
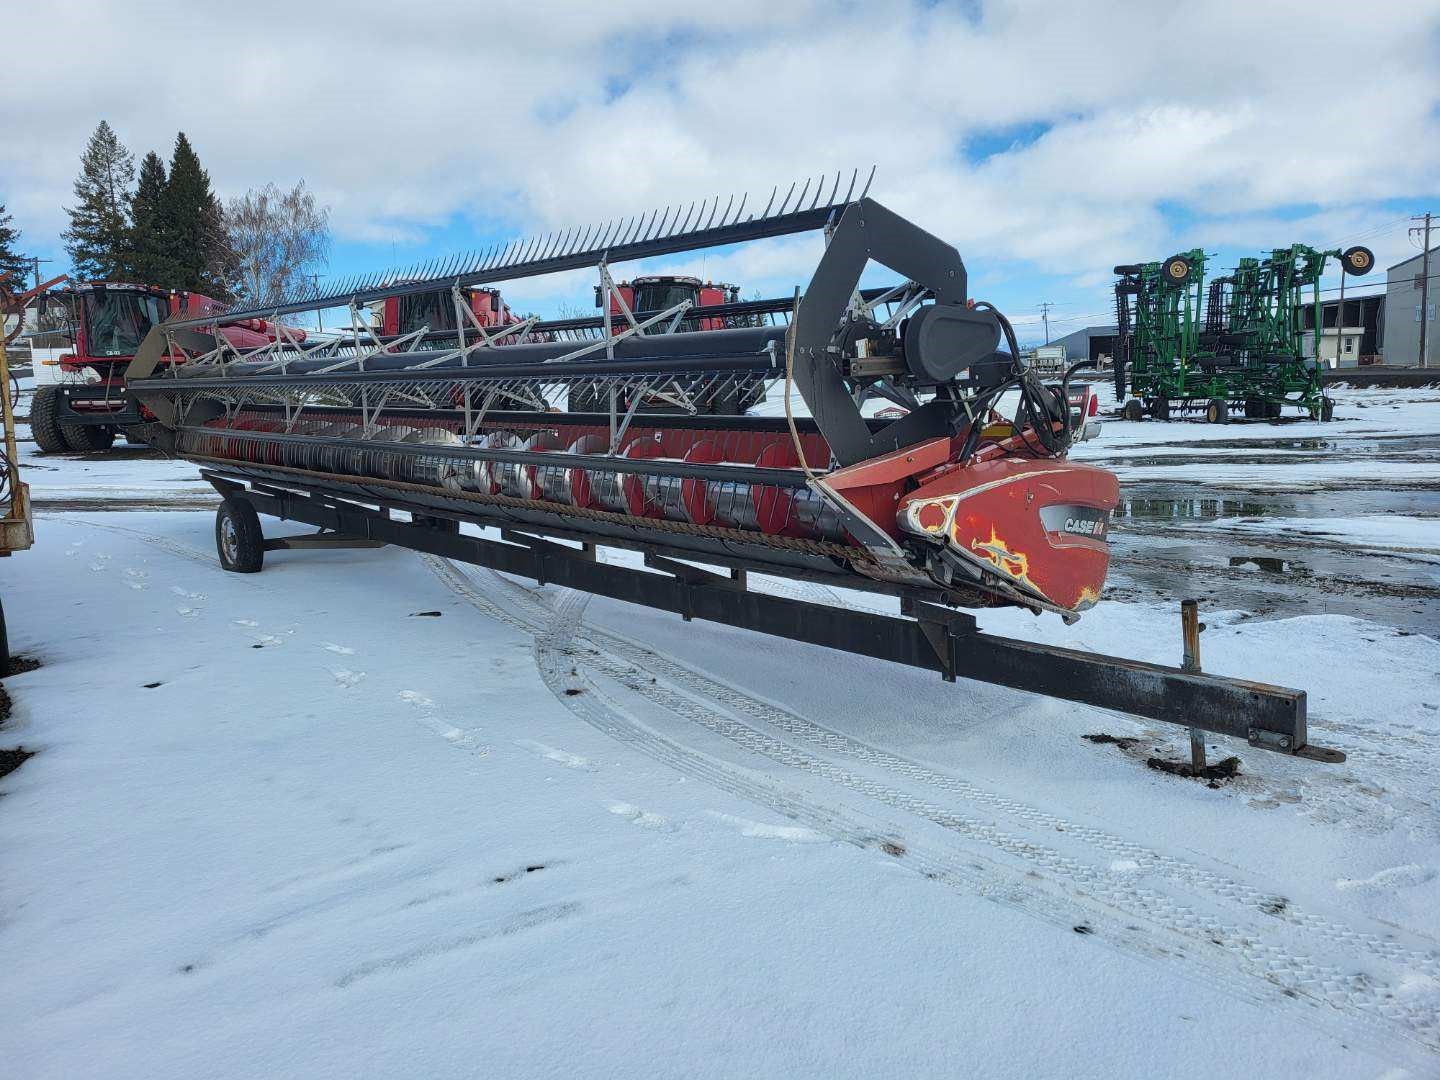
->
<box><xmin>216</xmin><ymin>499</ymin><xmax>265</xmax><ymax>573</ymax></box>
<box><xmin>29</xmin><ymin>387</ymin><xmax>69</xmax><ymax>452</ymax></box>
<box><xmin>62</xmin><ymin>423</ymin><xmax>116</xmax><ymax>452</ymax></box>
<box><xmin>1205</xmin><ymin>398</ymin><xmax>1227</xmax><ymax>424</ymax></box>
<box><xmin>1122</xmin><ymin>399</ymin><xmax>1144</xmax><ymax>422</ymax></box>
<box><xmin>1150</xmin><ymin>396</ymin><xmax>1170</xmax><ymax>421</ymax></box>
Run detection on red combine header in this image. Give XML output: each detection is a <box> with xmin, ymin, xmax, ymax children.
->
<box><xmin>123</xmin><ymin>173</ymin><xmax>1336</xmax><ymax>765</ymax></box>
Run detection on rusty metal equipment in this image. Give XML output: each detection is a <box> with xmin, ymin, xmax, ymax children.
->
<box><xmin>0</xmin><ymin>329</ymin><xmax>34</xmax><ymax>673</ymax></box>
<box><xmin>124</xmin><ymin>173</ymin><xmax>1340</xmax><ymax>764</ymax></box>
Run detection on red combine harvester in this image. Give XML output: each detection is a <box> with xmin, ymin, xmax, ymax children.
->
<box><xmin>125</xmin><ymin>173</ymin><xmax>1337</xmax><ymax>766</ymax></box>
<box><xmin>29</xmin><ymin>282</ymin><xmax>294</xmax><ymax>453</ymax></box>
<box><xmin>375</xmin><ymin>285</ymin><xmax>517</xmax><ymax>338</ymax></box>
<box><xmin>600</xmin><ymin>275</ymin><xmax>738</xmax><ymax>332</ymax></box>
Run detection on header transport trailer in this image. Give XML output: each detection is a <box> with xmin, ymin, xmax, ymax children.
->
<box><xmin>125</xmin><ymin>172</ymin><xmax>1340</xmax><ymax>770</ymax></box>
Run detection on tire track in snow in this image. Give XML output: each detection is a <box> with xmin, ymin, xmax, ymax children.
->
<box><xmin>480</xmin><ymin>558</ymin><xmax>1440</xmax><ymax>984</ymax></box>
<box><xmin>63</xmin><ymin>519</ymin><xmax>1435</xmax><ymax>1064</ymax></box>
<box><xmin>426</xmin><ymin>556</ymin><xmax>1439</xmax><ymax>1064</ymax></box>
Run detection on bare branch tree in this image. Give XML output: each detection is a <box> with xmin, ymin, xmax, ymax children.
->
<box><xmin>225</xmin><ymin>181</ymin><xmax>330</xmax><ymax>305</ymax></box>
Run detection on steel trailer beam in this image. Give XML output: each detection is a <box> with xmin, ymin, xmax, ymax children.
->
<box><xmin>208</xmin><ymin>474</ymin><xmax>1336</xmax><ymax>762</ymax></box>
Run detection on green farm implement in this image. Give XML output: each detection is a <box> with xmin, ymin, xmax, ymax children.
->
<box><xmin>1114</xmin><ymin>243</ymin><xmax>1374</xmax><ymax>423</ymax></box>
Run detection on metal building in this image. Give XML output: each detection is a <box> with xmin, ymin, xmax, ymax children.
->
<box><xmin>1052</xmin><ymin>324</ymin><xmax>1118</xmax><ymax>366</ymax></box>
<box><xmin>1385</xmin><ymin>248</ymin><xmax>1438</xmax><ymax>367</ymax></box>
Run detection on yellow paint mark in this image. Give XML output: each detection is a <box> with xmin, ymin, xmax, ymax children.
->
<box><xmin>966</xmin><ymin>525</ymin><xmax>1039</xmax><ymax>593</ymax></box>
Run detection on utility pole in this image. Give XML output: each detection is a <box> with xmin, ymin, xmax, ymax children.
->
<box><xmin>1412</xmin><ymin>213</ymin><xmax>1433</xmax><ymax>368</ymax></box>
<box><xmin>1038</xmin><ymin>301</ymin><xmax>1054</xmax><ymax>345</ymax></box>
<box><xmin>30</xmin><ymin>256</ymin><xmax>53</xmax><ymax>290</ymax></box>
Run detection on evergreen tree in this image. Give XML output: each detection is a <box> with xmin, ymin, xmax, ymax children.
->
<box><xmin>62</xmin><ymin>121</ymin><xmax>134</xmax><ymax>281</ymax></box>
<box><xmin>125</xmin><ymin>151</ymin><xmax>172</xmax><ymax>285</ymax></box>
<box><xmin>0</xmin><ymin>204</ymin><xmax>29</xmax><ymax>288</ymax></box>
<box><xmin>159</xmin><ymin>133</ymin><xmax>230</xmax><ymax>297</ymax></box>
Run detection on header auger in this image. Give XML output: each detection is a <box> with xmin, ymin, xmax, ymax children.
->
<box><xmin>124</xmin><ymin>176</ymin><xmax>1339</xmax><ymax>765</ymax></box>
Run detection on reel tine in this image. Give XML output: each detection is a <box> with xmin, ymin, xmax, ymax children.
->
<box><xmin>823</xmin><ymin>170</ymin><xmax>840</xmax><ymax>208</ymax></box>
<box><xmin>859</xmin><ymin>164</ymin><xmax>876</xmax><ymax>199</ymax></box>
<box><xmin>795</xmin><ymin>176</ymin><xmax>813</xmax><ymax>213</ymax></box>
<box><xmin>776</xmin><ymin>180</ymin><xmax>797</xmax><ymax>216</ymax></box>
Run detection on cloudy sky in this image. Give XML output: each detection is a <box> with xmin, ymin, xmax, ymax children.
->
<box><xmin>4</xmin><ymin>0</ymin><xmax>1439</xmax><ymax>340</ymax></box>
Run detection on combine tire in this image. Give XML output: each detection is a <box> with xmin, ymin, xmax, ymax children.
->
<box><xmin>123</xmin><ymin>426</ymin><xmax>149</xmax><ymax>446</ymax></box>
<box><xmin>29</xmin><ymin>387</ymin><xmax>68</xmax><ymax>452</ymax></box>
<box><xmin>62</xmin><ymin>423</ymin><xmax>116</xmax><ymax>452</ymax></box>
<box><xmin>1205</xmin><ymin>398</ymin><xmax>1228</xmax><ymax>424</ymax></box>
<box><xmin>216</xmin><ymin>498</ymin><xmax>265</xmax><ymax>573</ymax></box>
<box><xmin>1122</xmin><ymin>399</ymin><xmax>1144</xmax><ymax>422</ymax></box>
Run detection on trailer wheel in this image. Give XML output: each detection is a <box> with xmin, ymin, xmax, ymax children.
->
<box><xmin>62</xmin><ymin>423</ymin><xmax>116</xmax><ymax>452</ymax></box>
<box><xmin>29</xmin><ymin>387</ymin><xmax>69</xmax><ymax>452</ymax></box>
<box><xmin>1205</xmin><ymin>398</ymin><xmax>1228</xmax><ymax>424</ymax></box>
<box><xmin>1122</xmin><ymin>399</ymin><xmax>1144</xmax><ymax>422</ymax></box>
<box><xmin>216</xmin><ymin>499</ymin><xmax>265</xmax><ymax>573</ymax></box>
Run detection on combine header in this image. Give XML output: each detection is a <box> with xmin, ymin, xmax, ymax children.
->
<box><xmin>126</xmin><ymin>172</ymin><xmax>1339</xmax><ymax>765</ymax></box>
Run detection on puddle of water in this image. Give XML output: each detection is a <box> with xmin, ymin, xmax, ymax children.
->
<box><xmin>1115</xmin><ymin>484</ymin><xmax>1440</xmax><ymax>522</ymax></box>
<box><xmin>1228</xmin><ymin>555</ymin><xmax>1296</xmax><ymax>573</ymax></box>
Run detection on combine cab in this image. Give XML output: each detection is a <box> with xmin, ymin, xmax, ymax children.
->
<box><xmin>30</xmin><ymin>283</ymin><xmax>289</xmax><ymax>452</ymax></box>
<box><xmin>376</xmin><ymin>286</ymin><xmax>517</xmax><ymax>338</ymax></box>
<box><xmin>123</xmin><ymin>174</ymin><xmax>1337</xmax><ymax>765</ymax></box>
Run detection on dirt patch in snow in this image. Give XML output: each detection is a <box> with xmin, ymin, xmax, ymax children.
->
<box><xmin>1146</xmin><ymin>755</ymin><xmax>1242</xmax><ymax>786</ymax></box>
<box><xmin>0</xmin><ymin>746</ymin><xmax>34</xmax><ymax>780</ymax></box>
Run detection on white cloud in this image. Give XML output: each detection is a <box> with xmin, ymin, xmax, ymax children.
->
<box><xmin>2</xmin><ymin>0</ymin><xmax>1437</xmax><ymax>313</ymax></box>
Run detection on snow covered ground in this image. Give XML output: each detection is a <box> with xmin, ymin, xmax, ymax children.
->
<box><xmin>1</xmin><ymin>385</ymin><xmax>1438</xmax><ymax>1079</ymax></box>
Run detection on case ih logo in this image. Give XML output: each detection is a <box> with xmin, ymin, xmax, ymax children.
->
<box><xmin>1039</xmin><ymin>505</ymin><xmax>1110</xmax><ymax>540</ymax></box>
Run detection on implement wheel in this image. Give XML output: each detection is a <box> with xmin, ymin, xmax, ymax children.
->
<box><xmin>29</xmin><ymin>386</ymin><xmax>68</xmax><ymax>453</ymax></box>
<box><xmin>62</xmin><ymin>423</ymin><xmax>115</xmax><ymax>452</ymax></box>
<box><xmin>1317</xmin><ymin>398</ymin><xmax>1335</xmax><ymax>423</ymax></box>
<box><xmin>1122</xmin><ymin>399</ymin><xmax>1144</xmax><ymax>422</ymax></box>
<box><xmin>1205</xmin><ymin>398</ymin><xmax>1228</xmax><ymax>424</ymax></box>
<box><xmin>216</xmin><ymin>498</ymin><xmax>265</xmax><ymax>573</ymax></box>
<box><xmin>1149</xmin><ymin>396</ymin><xmax>1171</xmax><ymax>421</ymax></box>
